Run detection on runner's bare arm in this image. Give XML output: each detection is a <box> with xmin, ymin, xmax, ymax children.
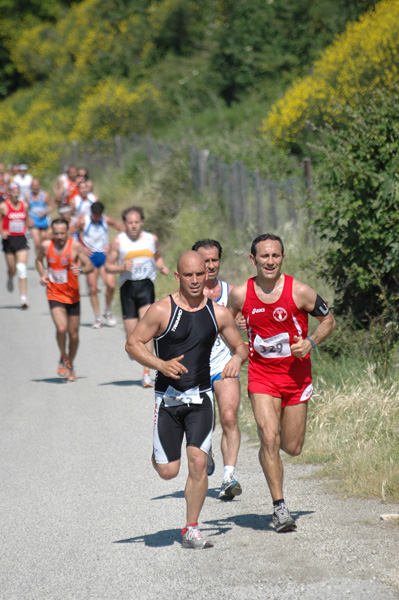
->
<box><xmin>153</xmin><ymin>235</ymin><xmax>169</xmax><ymax>275</ymax></box>
<box><xmin>227</xmin><ymin>283</ymin><xmax>247</xmax><ymax>318</ymax></box>
<box><xmin>125</xmin><ymin>301</ymin><xmax>188</xmax><ymax>379</ymax></box>
<box><xmin>104</xmin><ymin>215</ymin><xmax>125</xmax><ymax>232</ymax></box>
<box><xmin>36</xmin><ymin>241</ymin><xmax>51</xmax><ymax>284</ymax></box>
<box><xmin>104</xmin><ymin>237</ymin><xmax>131</xmax><ymax>273</ymax></box>
<box><xmin>291</xmin><ymin>280</ymin><xmax>336</xmax><ymax>358</ymax></box>
<box><xmin>215</xmin><ymin>304</ymin><xmax>248</xmax><ymax>378</ymax></box>
<box><xmin>72</xmin><ymin>241</ymin><xmax>94</xmax><ymax>275</ymax></box>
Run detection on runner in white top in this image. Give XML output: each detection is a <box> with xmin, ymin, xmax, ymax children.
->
<box><xmin>73</xmin><ymin>181</ymin><xmax>96</xmax><ymax>218</ymax></box>
<box><xmin>105</xmin><ymin>206</ymin><xmax>169</xmax><ymax>387</ymax></box>
<box><xmin>192</xmin><ymin>239</ymin><xmax>243</xmax><ymax>500</ymax></box>
<box><xmin>76</xmin><ymin>201</ymin><xmax>124</xmax><ymax>328</ymax></box>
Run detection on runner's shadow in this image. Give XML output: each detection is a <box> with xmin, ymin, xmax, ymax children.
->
<box><xmin>205</xmin><ymin>510</ymin><xmax>315</xmax><ymax>532</ymax></box>
<box><xmin>113</xmin><ymin>525</ymin><xmax>230</xmax><ymax>548</ymax></box>
<box><xmin>31</xmin><ymin>378</ymin><xmax>68</xmax><ymax>384</ymax></box>
<box><xmin>98</xmin><ymin>380</ymin><xmax>141</xmax><ymax>387</ymax></box>
<box><xmin>151</xmin><ymin>487</ymin><xmax>223</xmax><ymax>501</ymax></box>
<box><xmin>0</xmin><ymin>305</ymin><xmax>25</xmax><ymax>310</ymax></box>
<box><xmin>31</xmin><ymin>377</ymin><xmax>87</xmax><ymax>384</ymax></box>
<box><xmin>151</xmin><ymin>491</ymin><xmax>185</xmax><ymax>500</ymax></box>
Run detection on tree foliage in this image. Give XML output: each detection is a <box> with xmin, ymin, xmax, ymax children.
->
<box><xmin>310</xmin><ymin>87</ymin><xmax>399</xmax><ymax>323</ymax></box>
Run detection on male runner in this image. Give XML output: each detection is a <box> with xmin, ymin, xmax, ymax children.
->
<box><xmin>228</xmin><ymin>234</ymin><xmax>335</xmax><ymax>532</ymax></box>
<box><xmin>0</xmin><ymin>182</ymin><xmax>30</xmax><ymax>308</ymax></box>
<box><xmin>26</xmin><ymin>178</ymin><xmax>53</xmax><ymax>254</ymax></box>
<box><xmin>54</xmin><ymin>165</ymin><xmax>79</xmax><ymax>208</ymax></box>
<box><xmin>126</xmin><ymin>251</ymin><xmax>248</xmax><ymax>549</ymax></box>
<box><xmin>192</xmin><ymin>239</ymin><xmax>242</xmax><ymax>500</ymax></box>
<box><xmin>77</xmin><ymin>201</ymin><xmax>124</xmax><ymax>328</ymax></box>
<box><xmin>36</xmin><ymin>218</ymin><xmax>93</xmax><ymax>381</ymax></box>
<box><xmin>105</xmin><ymin>206</ymin><xmax>169</xmax><ymax>387</ymax></box>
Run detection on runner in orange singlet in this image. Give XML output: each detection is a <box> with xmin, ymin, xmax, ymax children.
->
<box><xmin>36</xmin><ymin>218</ymin><xmax>93</xmax><ymax>381</ymax></box>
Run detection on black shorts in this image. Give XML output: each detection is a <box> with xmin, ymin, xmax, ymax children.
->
<box><xmin>153</xmin><ymin>392</ymin><xmax>213</xmax><ymax>464</ymax></box>
<box><xmin>48</xmin><ymin>300</ymin><xmax>80</xmax><ymax>316</ymax></box>
<box><xmin>2</xmin><ymin>236</ymin><xmax>29</xmax><ymax>254</ymax></box>
<box><xmin>120</xmin><ymin>279</ymin><xmax>155</xmax><ymax>320</ymax></box>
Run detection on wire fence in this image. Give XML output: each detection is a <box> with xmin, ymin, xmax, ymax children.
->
<box><xmin>62</xmin><ymin>134</ymin><xmax>312</xmax><ymax>235</ymax></box>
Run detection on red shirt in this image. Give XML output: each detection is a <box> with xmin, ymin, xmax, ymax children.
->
<box><xmin>2</xmin><ymin>200</ymin><xmax>27</xmax><ymax>236</ymax></box>
<box><xmin>242</xmin><ymin>275</ymin><xmax>311</xmax><ymax>377</ymax></box>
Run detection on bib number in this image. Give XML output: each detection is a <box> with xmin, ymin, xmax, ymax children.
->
<box><xmin>49</xmin><ymin>268</ymin><xmax>68</xmax><ymax>284</ymax></box>
<box><xmin>253</xmin><ymin>332</ymin><xmax>291</xmax><ymax>359</ymax></box>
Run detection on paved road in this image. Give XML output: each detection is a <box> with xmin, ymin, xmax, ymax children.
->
<box><xmin>1</xmin><ymin>251</ymin><xmax>399</xmax><ymax>600</ymax></box>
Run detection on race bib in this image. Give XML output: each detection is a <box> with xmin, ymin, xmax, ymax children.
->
<box><xmin>9</xmin><ymin>221</ymin><xmax>24</xmax><ymax>233</ymax></box>
<box><xmin>48</xmin><ymin>268</ymin><xmax>68</xmax><ymax>284</ymax></box>
<box><xmin>253</xmin><ymin>332</ymin><xmax>291</xmax><ymax>359</ymax></box>
<box><xmin>132</xmin><ymin>258</ymin><xmax>152</xmax><ymax>279</ymax></box>
<box><xmin>163</xmin><ymin>385</ymin><xmax>202</xmax><ymax>407</ymax></box>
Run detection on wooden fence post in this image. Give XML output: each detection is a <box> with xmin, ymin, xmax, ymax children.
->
<box><xmin>255</xmin><ymin>170</ymin><xmax>263</xmax><ymax>235</ymax></box>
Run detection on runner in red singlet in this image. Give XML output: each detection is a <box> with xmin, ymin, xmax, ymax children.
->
<box><xmin>36</xmin><ymin>218</ymin><xmax>93</xmax><ymax>381</ymax></box>
<box><xmin>0</xmin><ymin>182</ymin><xmax>31</xmax><ymax>308</ymax></box>
<box><xmin>228</xmin><ymin>234</ymin><xmax>335</xmax><ymax>532</ymax></box>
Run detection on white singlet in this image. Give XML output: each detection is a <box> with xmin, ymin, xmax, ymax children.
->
<box><xmin>118</xmin><ymin>231</ymin><xmax>157</xmax><ymax>287</ymax></box>
<box><xmin>210</xmin><ymin>280</ymin><xmax>232</xmax><ymax>377</ymax></box>
<box><xmin>82</xmin><ymin>215</ymin><xmax>109</xmax><ymax>252</ymax></box>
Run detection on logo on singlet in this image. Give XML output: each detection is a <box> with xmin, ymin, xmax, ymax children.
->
<box><xmin>172</xmin><ymin>308</ymin><xmax>183</xmax><ymax>332</ymax></box>
<box><xmin>252</xmin><ymin>307</ymin><xmax>265</xmax><ymax>314</ymax></box>
<box><xmin>273</xmin><ymin>307</ymin><xmax>288</xmax><ymax>322</ymax></box>
<box><xmin>60</xmin><ymin>256</ymin><xmax>70</xmax><ymax>266</ymax></box>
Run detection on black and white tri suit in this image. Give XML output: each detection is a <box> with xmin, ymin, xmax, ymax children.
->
<box><xmin>153</xmin><ymin>295</ymin><xmax>218</xmax><ymax>464</ymax></box>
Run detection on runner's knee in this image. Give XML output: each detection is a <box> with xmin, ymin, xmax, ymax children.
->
<box><xmin>16</xmin><ymin>262</ymin><xmax>27</xmax><ymax>279</ymax></box>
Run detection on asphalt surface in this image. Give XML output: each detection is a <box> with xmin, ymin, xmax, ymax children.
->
<box><xmin>1</xmin><ymin>251</ymin><xmax>399</xmax><ymax>600</ymax></box>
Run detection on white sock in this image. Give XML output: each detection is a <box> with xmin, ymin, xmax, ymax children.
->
<box><xmin>223</xmin><ymin>465</ymin><xmax>235</xmax><ymax>480</ymax></box>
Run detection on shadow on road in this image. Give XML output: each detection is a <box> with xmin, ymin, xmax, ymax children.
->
<box><xmin>31</xmin><ymin>378</ymin><xmax>69</xmax><ymax>384</ymax></box>
<box><xmin>205</xmin><ymin>509</ymin><xmax>314</xmax><ymax>532</ymax></box>
<box><xmin>113</xmin><ymin>525</ymin><xmax>230</xmax><ymax>547</ymax></box>
<box><xmin>151</xmin><ymin>487</ymin><xmax>235</xmax><ymax>501</ymax></box>
<box><xmin>98</xmin><ymin>380</ymin><xmax>142</xmax><ymax>387</ymax></box>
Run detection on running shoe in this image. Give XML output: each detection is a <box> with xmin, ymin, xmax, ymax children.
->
<box><xmin>57</xmin><ymin>356</ymin><xmax>69</xmax><ymax>377</ymax></box>
<box><xmin>103</xmin><ymin>310</ymin><xmax>117</xmax><ymax>327</ymax></box>
<box><xmin>7</xmin><ymin>276</ymin><xmax>13</xmax><ymax>292</ymax></box>
<box><xmin>21</xmin><ymin>299</ymin><xmax>28</xmax><ymax>310</ymax></box>
<box><xmin>92</xmin><ymin>318</ymin><xmax>103</xmax><ymax>329</ymax></box>
<box><xmin>182</xmin><ymin>526</ymin><xmax>214</xmax><ymax>550</ymax></box>
<box><xmin>141</xmin><ymin>371</ymin><xmax>153</xmax><ymax>388</ymax></box>
<box><xmin>66</xmin><ymin>365</ymin><xmax>77</xmax><ymax>382</ymax></box>
<box><xmin>219</xmin><ymin>474</ymin><xmax>242</xmax><ymax>500</ymax></box>
<box><xmin>272</xmin><ymin>502</ymin><xmax>297</xmax><ymax>533</ymax></box>
<box><xmin>207</xmin><ymin>445</ymin><xmax>215</xmax><ymax>476</ymax></box>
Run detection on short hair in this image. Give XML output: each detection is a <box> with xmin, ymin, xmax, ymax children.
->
<box><xmin>191</xmin><ymin>239</ymin><xmax>222</xmax><ymax>259</ymax></box>
<box><xmin>250</xmin><ymin>234</ymin><xmax>284</xmax><ymax>257</ymax></box>
<box><xmin>122</xmin><ymin>206</ymin><xmax>144</xmax><ymax>222</ymax></box>
<box><xmin>91</xmin><ymin>201</ymin><xmax>104</xmax><ymax>215</ymax></box>
<box><xmin>52</xmin><ymin>217</ymin><xmax>69</xmax><ymax>229</ymax></box>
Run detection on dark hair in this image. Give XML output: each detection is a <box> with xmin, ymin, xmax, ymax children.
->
<box><xmin>52</xmin><ymin>217</ymin><xmax>69</xmax><ymax>229</ymax></box>
<box><xmin>250</xmin><ymin>234</ymin><xmax>284</xmax><ymax>257</ymax></box>
<box><xmin>122</xmin><ymin>206</ymin><xmax>144</xmax><ymax>222</ymax></box>
<box><xmin>91</xmin><ymin>201</ymin><xmax>104</xmax><ymax>215</ymax></box>
<box><xmin>191</xmin><ymin>239</ymin><xmax>222</xmax><ymax>259</ymax></box>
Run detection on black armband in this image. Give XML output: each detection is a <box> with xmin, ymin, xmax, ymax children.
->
<box><xmin>309</xmin><ymin>294</ymin><xmax>329</xmax><ymax>317</ymax></box>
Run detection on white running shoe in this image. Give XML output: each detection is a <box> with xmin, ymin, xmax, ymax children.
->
<box><xmin>219</xmin><ymin>474</ymin><xmax>242</xmax><ymax>500</ymax></box>
<box><xmin>20</xmin><ymin>296</ymin><xmax>28</xmax><ymax>310</ymax></box>
<box><xmin>141</xmin><ymin>372</ymin><xmax>153</xmax><ymax>388</ymax></box>
<box><xmin>103</xmin><ymin>310</ymin><xmax>117</xmax><ymax>327</ymax></box>
<box><xmin>182</xmin><ymin>526</ymin><xmax>214</xmax><ymax>550</ymax></box>
<box><xmin>92</xmin><ymin>318</ymin><xmax>103</xmax><ymax>329</ymax></box>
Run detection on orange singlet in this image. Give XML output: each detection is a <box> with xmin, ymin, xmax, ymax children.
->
<box><xmin>46</xmin><ymin>238</ymin><xmax>80</xmax><ymax>304</ymax></box>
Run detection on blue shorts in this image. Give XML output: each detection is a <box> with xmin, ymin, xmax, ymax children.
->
<box><xmin>211</xmin><ymin>372</ymin><xmax>239</xmax><ymax>391</ymax></box>
<box><xmin>90</xmin><ymin>252</ymin><xmax>106</xmax><ymax>268</ymax></box>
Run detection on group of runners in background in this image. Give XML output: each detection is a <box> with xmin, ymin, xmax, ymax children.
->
<box><xmin>1</xmin><ymin>160</ymin><xmax>336</xmax><ymax>548</ymax></box>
